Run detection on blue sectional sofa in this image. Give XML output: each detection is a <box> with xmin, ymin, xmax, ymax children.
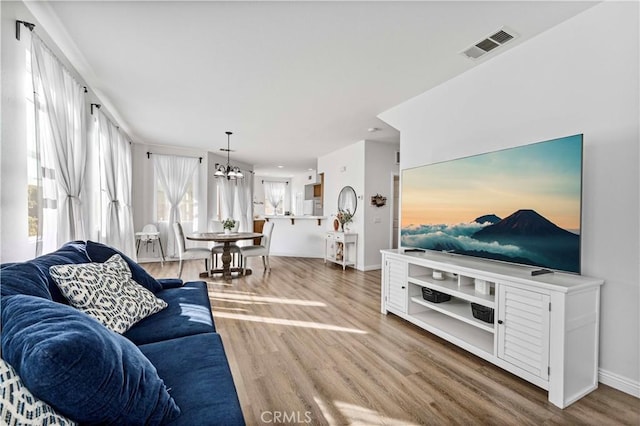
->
<box><xmin>1</xmin><ymin>240</ymin><xmax>245</xmax><ymax>425</ymax></box>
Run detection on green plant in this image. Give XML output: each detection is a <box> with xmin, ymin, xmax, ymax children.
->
<box><xmin>222</xmin><ymin>218</ymin><xmax>236</xmax><ymax>230</ymax></box>
<box><xmin>336</xmin><ymin>209</ymin><xmax>353</xmax><ymax>226</ymax></box>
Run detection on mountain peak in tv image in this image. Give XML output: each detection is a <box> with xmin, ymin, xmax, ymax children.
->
<box><xmin>474</xmin><ymin>214</ymin><xmax>502</xmax><ymax>225</ymax></box>
<box><xmin>473</xmin><ymin>209</ymin><xmax>578</xmax><ymax>238</ymax></box>
<box><xmin>400</xmin><ymin>134</ymin><xmax>583</xmax><ymax>274</ymax></box>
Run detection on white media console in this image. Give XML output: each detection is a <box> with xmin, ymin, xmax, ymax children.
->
<box><xmin>380</xmin><ymin>248</ymin><xmax>604</xmax><ymax>408</ymax></box>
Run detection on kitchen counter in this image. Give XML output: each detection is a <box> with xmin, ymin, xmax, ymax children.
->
<box><xmin>264</xmin><ymin>215</ymin><xmax>326</xmax><ymax>225</ymax></box>
<box><xmin>259</xmin><ymin>216</ymin><xmax>328</xmax><ymax>258</ymax></box>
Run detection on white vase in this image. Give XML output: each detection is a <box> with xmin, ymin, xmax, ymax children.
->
<box><xmin>224</xmin><ymin>229</ymin><xmax>231</xmax><ymax>235</ymax></box>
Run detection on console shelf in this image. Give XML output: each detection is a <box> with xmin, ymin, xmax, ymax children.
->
<box><xmin>408</xmin><ymin>310</ymin><xmax>495</xmax><ymax>355</ymax></box>
<box><xmin>410</xmin><ymin>296</ymin><xmax>495</xmax><ymax>333</ymax></box>
<box><xmin>408</xmin><ymin>274</ymin><xmax>495</xmax><ymax>308</ymax></box>
<box><xmin>381</xmin><ymin>248</ymin><xmax>604</xmax><ymax>409</ymax></box>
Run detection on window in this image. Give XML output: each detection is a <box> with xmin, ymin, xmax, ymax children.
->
<box><xmin>26</xmin><ymin>50</ymin><xmax>37</xmax><ymax>237</ymax></box>
<box><xmin>264</xmin><ymin>181</ymin><xmax>286</xmax><ymax>216</ymax></box>
<box><xmin>156</xmin><ymin>178</ymin><xmax>196</xmax><ymax>222</ymax></box>
<box><xmin>26</xmin><ymin>48</ymin><xmax>57</xmax><ymax>243</ymax></box>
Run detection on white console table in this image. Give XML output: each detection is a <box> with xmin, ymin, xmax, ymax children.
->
<box><xmin>380</xmin><ymin>248</ymin><xmax>603</xmax><ymax>409</ymax></box>
<box><xmin>325</xmin><ymin>232</ymin><xmax>357</xmax><ymax>270</ymax></box>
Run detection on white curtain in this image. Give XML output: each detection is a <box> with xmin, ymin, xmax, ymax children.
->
<box><xmin>233</xmin><ymin>178</ymin><xmax>253</xmax><ymax>232</ymax></box>
<box><xmin>96</xmin><ymin>110</ymin><xmax>135</xmax><ymax>258</ymax></box>
<box><xmin>218</xmin><ymin>179</ymin><xmax>235</xmax><ymax>221</ymax></box>
<box><xmin>31</xmin><ymin>33</ymin><xmax>87</xmax><ymax>252</ymax></box>
<box><xmin>153</xmin><ymin>154</ymin><xmax>199</xmax><ymax>257</ymax></box>
<box><xmin>264</xmin><ymin>181</ymin><xmax>285</xmax><ymax>214</ymax></box>
<box><xmin>217</xmin><ymin>177</ymin><xmax>253</xmax><ymax>232</ymax></box>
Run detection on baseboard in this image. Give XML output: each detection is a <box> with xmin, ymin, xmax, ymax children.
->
<box><xmin>362</xmin><ymin>264</ymin><xmax>382</xmax><ymax>272</ymax></box>
<box><xmin>268</xmin><ymin>251</ymin><xmax>324</xmax><ymax>259</ymax></box>
<box><xmin>599</xmin><ymin>368</ymin><xmax>640</xmax><ymax>398</ymax></box>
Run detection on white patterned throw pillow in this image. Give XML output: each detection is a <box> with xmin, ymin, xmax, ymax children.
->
<box><xmin>50</xmin><ymin>254</ymin><xmax>167</xmax><ymax>334</ymax></box>
<box><xmin>0</xmin><ymin>358</ymin><xmax>77</xmax><ymax>425</ymax></box>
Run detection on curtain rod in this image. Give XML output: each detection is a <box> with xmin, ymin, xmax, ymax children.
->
<box><xmin>146</xmin><ymin>152</ymin><xmax>203</xmax><ymax>164</ymax></box>
<box><xmin>20</xmin><ymin>22</ymin><xmax>88</xmax><ymax>95</ymax></box>
<box><xmin>262</xmin><ymin>180</ymin><xmax>288</xmax><ymax>185</ymax></box>
<box><xmin>16</xmin><ymin>20</ymin><xmax>35</xmax><ymax>40</ymax></box>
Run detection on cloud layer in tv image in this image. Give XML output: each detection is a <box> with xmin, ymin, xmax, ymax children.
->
<box><xmin>401</xmin><ymin>209</ymin><xmax>580</xmax><ymax>273</ymax></box>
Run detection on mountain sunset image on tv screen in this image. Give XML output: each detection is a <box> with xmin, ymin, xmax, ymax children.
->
<box><xmin>401</xmin><ymin>134</ymin><xmax>583</xmax><ymax>274</ymax></box>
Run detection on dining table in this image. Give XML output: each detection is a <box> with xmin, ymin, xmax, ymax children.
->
<box><xmin>186</xmin><ymin>232</ymin><xmax>263</xmax><ymax>280</ymax></box>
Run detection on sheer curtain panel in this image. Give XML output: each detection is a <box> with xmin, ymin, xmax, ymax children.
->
<box><xmin>264</xmin><ymin>181</ymin><xmax>285</xmax><ymax>215</ymax></box>
<box><xmin>233</xmin><ymin>177</ymin><xmax>253</xmax><ymax>232</ymax></box>
<box><xmin>218</xmin><ymin>179</ymin><xmax>235</xmax><ymax>221</ymax></box>
<box><xmin>96</xmin><ymin>110</ymin><xmax>135</xmax><ymax>258</ymax></box>
<box><xmin>153</xmin><ymin>155</ymin><xmax>199</xmax><ymax>257</ymax></box>
<box><xmin>31</xmin><ymin>33</ymin><xmax>87</xmax><ymax>251</ymax></box>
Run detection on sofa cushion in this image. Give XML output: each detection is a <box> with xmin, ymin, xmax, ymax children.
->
<box><xmin>1</xmin><ymin>295</ymin><xmax>181</xmax><ymax>424</ymax></box>
<box><xmin>124</xmin><ymin>281</ymin><xmax>216</xmax><ymax>345</ymax></box>
<box><xmin>0</xmin><ymin>241</ymin><xmax>91</xmax><ymax>303</ymax></box>
<box><xmin>157</xmin><ymin>277</ymin><xmax>185</xmax><ymax>289</ymax></box>
<box><xmin>0</xmin><ymin>358</ymin><xmax>78</xmax><ymax>425</ymax></box>
<box><xmin>139</xmin><ymin>332</ymin><xmax>245</xmax><ymax>426</ymax></box>
<box><xmin>0</xmin><ymin>261</ymin><xmax>52</xmax><ymax>300</ymax></box>
<box><xmin>50</xmin><ymin>254</ymin><xmax>167</xmax><ymax>334</ymax></box>
<box><xmin>86</xmin><ymin>240</ymin><xmax>163</xmax><ymax>293</ymax></box>
<box><xmin>30</xmin><ymin>241</ymin><xmax>92</xmax><ymax>303</ymax></box>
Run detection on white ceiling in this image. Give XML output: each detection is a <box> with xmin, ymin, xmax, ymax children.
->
<box><xmin>28</xmin><ymin>1</ymin><xmax>598</xmax><ymax>176</ymax></box>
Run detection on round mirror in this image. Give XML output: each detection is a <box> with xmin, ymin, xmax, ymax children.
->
<box><xmin>337</xmin><ymin>186</ymin><xmax>357</xmax><ymax>215</ymax></box>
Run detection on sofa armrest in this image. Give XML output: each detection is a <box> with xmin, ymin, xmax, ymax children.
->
<box><xmin>156</xmin><ymin>278</ymin><xmax>184</xmax><ymax>289</ymax></box>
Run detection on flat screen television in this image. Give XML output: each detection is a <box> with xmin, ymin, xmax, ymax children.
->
<box><xmin>400</xmin><ymin>134</ymin><xmax>583</xmax><ymax>274</ymax></box>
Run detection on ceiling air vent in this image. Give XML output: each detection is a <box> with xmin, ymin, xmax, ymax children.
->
<box><xmin>462</xmin><ymin>27</ymin><xmax>518</xmax><ymax>60</ymax></box>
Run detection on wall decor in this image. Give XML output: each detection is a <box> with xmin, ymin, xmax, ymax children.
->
<box><xmin>371</xmin><ymin>193</ymin><xmax>387</xmax><ymax>207</ymax></box>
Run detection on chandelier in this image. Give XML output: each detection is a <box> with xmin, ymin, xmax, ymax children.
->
<box><xmin>214</xmin><ymin>131</ymin><xmax>244</xmax><ymax>180</ymax></box>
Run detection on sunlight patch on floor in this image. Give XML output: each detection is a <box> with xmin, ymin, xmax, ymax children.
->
<box><xmin>334</xmin><ymin>401</ymin><xmax>420</xmax><ymax>426</ymax></box>
<box><xmin>313</xmin><ymin>396</ymin><xmax>337</xmax><ymax>426</ymax></box>
<box><xmin>211</xmin><ymin>306</ymin><xmax>249</xmax><ymax>313</ymax></box>
<box><xmin>207</xmin><ymin>288</ymin><xmax>258</xmax><ymax>296</ymax></box>
<box><xmin>212</xmin><ymin>311</ymin><xmax>367</xmax><ymax>334</ymax></box>
<box><xmin>209</xmin><ymin>291</ymin><xmax>326</xmax><ymax>307</ymax></box>
<box><xmin>209</xmin><ymin>297</ymin><xmax>269</xmax><ymax>306</ymax></box>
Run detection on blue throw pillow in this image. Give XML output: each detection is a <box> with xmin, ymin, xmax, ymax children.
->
<box><xmin>86</xmin><ymin>240</ymin><xmax>162</xmax><ymax>293</ymax></box>
<box><xmin>1</xmin><ymin>295</ymin><xmax>181</xmax><ymax>425</ymax></box>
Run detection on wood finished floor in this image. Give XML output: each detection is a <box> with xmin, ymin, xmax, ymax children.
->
<box><xmin>144</xmin><ymin>257</ymin><xmax>639</xmax><ymax>426</ymax></box>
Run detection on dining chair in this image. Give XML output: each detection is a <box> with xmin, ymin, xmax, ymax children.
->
<box><xmin>173</xmin><ymin>222</ymin><xmax>212</xmax><ymax>279</ymax></box>
<box><xmin>210</xmin><ymin>220</ymin><xmax>242</xmax><ymax>270</ymax></box>
<box><xmin>240</xmin><ymin>221</ymin><xmax>274</xmax><ymax>272</ymax></box>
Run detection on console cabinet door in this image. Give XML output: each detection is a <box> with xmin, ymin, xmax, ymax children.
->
<box><xmin>385</xmin><ymin>257</ymin><xmax>407</xmax><ymax>313</ymax></box>
<box><xmin>497</xmin><ymin>284</ymin><xmax>550</xmax><ymax>381</ymax></box>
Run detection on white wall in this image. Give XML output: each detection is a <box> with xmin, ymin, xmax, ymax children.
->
<box><xmin>363</xmin><ymin>141</ymin><xmax>399</xmax><ymax>270</ymax></box>
<box><xmin>380</xmin><ymin>2</ymin><xmax>639</xmax><ymax>396</ymax></box>
<box><xmin>318</xmin><ymin>140</ymin><xmax>399</xmax><ymax>270</ymax></box>
<box><xmin>319</xmin><ymin>141</ymin><xmax>366</xmax><ymax>268</ymax></box>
